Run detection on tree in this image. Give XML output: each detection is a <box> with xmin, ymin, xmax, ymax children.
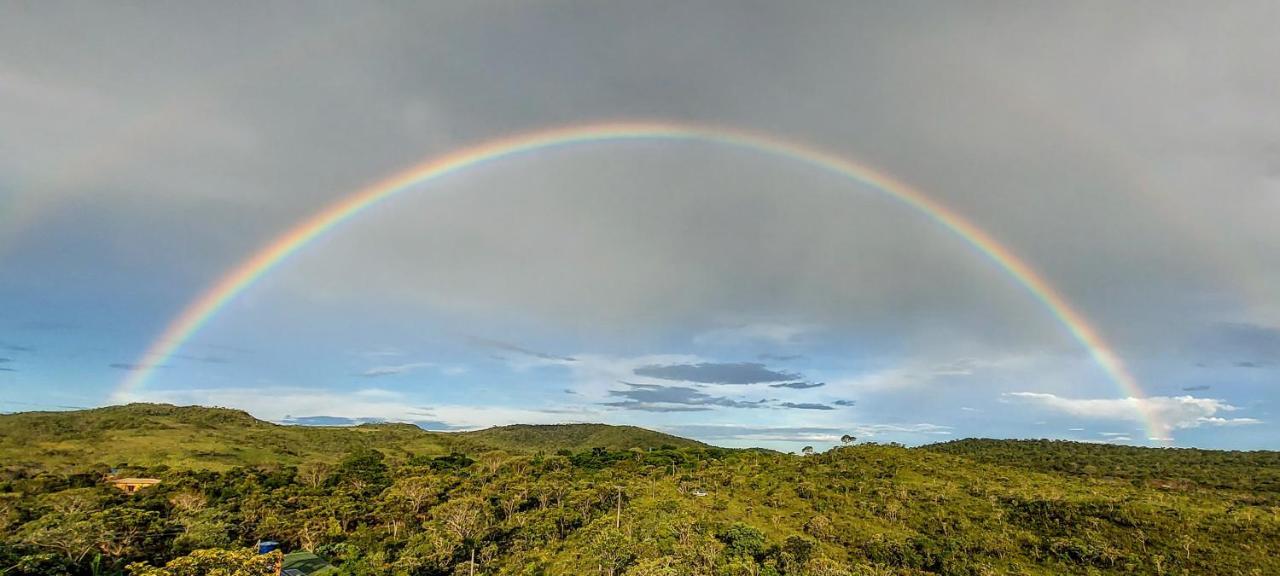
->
<box><xmin>168</xmin><ymin>491</ymin><xmax>207</xmax><ymax>514</ymax></box>
<box><xmin>334</xmin><ymin>448</ymin><xmax>389</xmax><ymax>494</ymax></box>
<box><xmin>587</xmin><ymin>525</ymin><xmax>633</xmax><ymax>576</ymax></box>
<box><xmin>94</xmin><ymin>508</ymin><xmax>169</xmax><ymax>561</ymax></box>
<box><xmin>434</xmin><ymin>496</ymin><xmax>488</xmax><ymax>575</ymax></box>
<box><xmin>126</xmin><ymin>548</ymin><xmax>282</xmax><ymax>576</ymax></box>
<box><xmin>802</xmin><ymin>446</ymin><xmax>815</xmax><ymax>456</ymax></box>
<box><xmin>17</xmin><ymin>512</ymin><xmax>103</xmax><ymax>565</ymax></box>
<box><xmin>718</xmin><ymin>522</ymin><xmax>767</xmax><ymax>559</ymax></box>
<box><xmin>624</xmin><ymin>557</ymin><xmax>680</xmax><ymax>576</ymax></box>
<box><xmin>386</xmin><ymin>476</ymin><xmax>439</xmax><ymax>517</ymax></box>
<box><xmin>296</xmin><ymin>462</ymin><xmax>332</xmax><ymax>489</ymax></box>
<box><xmin>780</xmin><ymin>536</ymin><xmax>816</xmax><ymax>573</ymax></box>
<box><xmin>840</xmin><ymin>435</ymin><xmax>856</xmax><ymax>446</ymax></box>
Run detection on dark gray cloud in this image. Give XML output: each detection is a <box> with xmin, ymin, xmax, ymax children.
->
<box><xmin>1</xmin><ymin>344</ymin><xmax>33</xmax><ymax>353</ymax></box>
<box><xmin>779</xmin><ymin>402</ymin><xmax>834</xmax><ymax>411</ymax></box>
<box><xmin>832</xmin><ymin>400</ymin><xmax>857</xmax><ymax>407</ymax></box>
<box><xmin>108</xmin><ymin>362</ymin><xmax>156</xmax><ymax>370</ymax></box>
<box><xmin>604</xmin><ymin>382</ymin><xmax>768</xmax><ymax>412</ymax></box>
<box><xmin>1198</xmin><ymin>323</ymin><xmax>1280</xmax><ymax>365</ymax></box>
<box><xmin>6</xmin><ymin>2</ymin><xmax>1278</xmax><ymax>362</ymax></box>
<box><xmin>469</xmin><ymin>337</ymin><xmax>576</xmax><ymax>363</ymax></box>
<box><xmin>758</xmin><ymin>353</ymin><xmax>805</xmax><ymax>362</ymax></box>
<box><xmin>0</xmin><ymin>358</ymin><xmax>10</xmax><ymax>363</ymax></box>
<box><xmin>634</xmin><ymin>362</ymin><xmax>799</xmax><ymax>384</ymax></box>
<box><xmin>667</xmin><ymin>424</ymin><xmax>842</xmax><ymax>440</ymax></box>
<box><xmin>3</xmin><ymin>3</ymin><xmax>1279</xmax><ymax>447</ymax></box>
<box><xmin>0</xmin><ymin>367</ymin><xmax>15</xmax><ymax>372</ymax></box>
<box><xmin>1182</xmin><ymin>385</ymin><xmax>1212</xmax><ymax>392</ymax></box>
<box><xmin>768</xmin><ymin>381</ymin><xmax>825</xmax><ymax>389</ymax></box>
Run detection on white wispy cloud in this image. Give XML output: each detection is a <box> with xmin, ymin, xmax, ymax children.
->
<box><xmin>360</xmin><ymin>348</ymin><xmax>406</xmax><ymax>358</ymax></box>
<box><xmin>362</xmin><ymin>362</ymin><xmax>434</xmax><ymax>377</ymax></box>
<box><xmin>692</xmin><ymin>322</ymin><xmax>819</xmax><ymax>347</ymax></box>
<box><xmin>664</xmin><ymin>422</ymin><xmax>951</xmax><ymax>447</ymax></box>
<box><xmin>1004</xmin><ymin>392</ymin><xmax>1263</xmax><ymax>439</ymax></box>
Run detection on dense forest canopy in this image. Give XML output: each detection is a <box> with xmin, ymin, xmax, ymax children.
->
<box><xmin>1</xmin><ymin>405</ymin><xmax>1276</xmax><ymax>575</ymax></box>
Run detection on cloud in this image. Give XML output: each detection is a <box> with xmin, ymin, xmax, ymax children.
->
<box><xmin>667</xmin><ymin>425</ymin><xmax>844</xmax><ymax>443</ymax></box>
<box><xmin>1004</xmin><ymin>392</ymin><xmax>1263</xmax><ymax>437</ymax></box>
<box><xmin>666</xmin><ymin>422</ymin><xmax>951</xmax><ymax>445</ymax></box>
<box><xmin>758</xmin><ymin>353</ymin><xmax>805</xmax><ymax>362</ymax></box>
<box><xmin>832</xmin><ymin>400</ymin><xmax>856</xmax><ymax>407</ymax></box>
<box><xmin>768</xmin><ymin>381</ymin><xmax>825</xmax><ymax>389</ymax></box>
<box><xmin>169</xmin><ymin>353</ymin><xmax>230</xmax><ymax>364</ymax></box>
<box><xmin>1219</xmin><ymin>323</ymin><xmax>1280</xmax><ymax>354</ymax></box>
<box><xmin>6</xmin><ymin>3</ymin><xmax>1280</xmax><ymax>447</ymax></box>
<box><xmin>1182</xmin><ymin>385</ymin><xmax>1212</xmax><ymax>391</ymax></box>
<box><xmin>824</xmin><ymin>357</ymin><xmax>1031</xmax><ymax>395</ymax></box>
<box><xmin>633</xmin><ymin>362</ymin><xmax>800</xmax><ymax>384</ymax></box>
<box><xmin>361</xmin><ymin>348</ymin><xmax>405</xmax><ymax>358</ymax></box>
<box><xmin>0</xmin><ymin>344</ymin><xmax>34</xmax><ymax>352</ymax></box>
<box><xmin>778</xmin><ymin>402</ymin><xmax>834</xmax><ymax>410</ymax></box>
<box><xmin>281</xmin><ymin>415</ymin><xmax>386</xmax><ymax>426</ymax></box>
<box><xmin>0</xmin><ymin>367</ymin><xmax>15</xmax><ymax>372</ymax></box>
<box><xmin>468</xmin><ymin>337</ymin><xmax>576</xmax><ymax>363</ymax></box>
<box><xmin>0</xmin><ymin>358</ymin><xmax>10</xmax><ymax>363</ymax></box>
<box><xmin>604</xmin><ymin>382</ymin><xmax>768</xmax><ymax>412</ymax></box>
<box><xmin>361</xmin><ymin>362</ymin><xmax>434</xmax><ymax>377</ymax></box>
<box><xmin>693</xmin><ymin>323</ymin><xmax>817</xmax><ymax>347</ymax></box>
<box><xmin>108</xmin><ymin>362</ymin><xmax>160</xmax><ymax>370</ymax></box>
<box><xmin>1197</xmin><ymin>323</ymin><xmax>1280</xmax><ymax>365</ymax></box>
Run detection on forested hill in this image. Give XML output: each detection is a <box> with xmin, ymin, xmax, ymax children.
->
<box><xmin>2</xmin><ymin>404</ymin><xmax>1279</xmax><ymax>575</ymax></box>
<box><xmin>924</xmin><ymin>438</ymin><xmax>1280</xmax><ymax>493</ymax></box>
<box><xmin>0</xmin><ymin>403</ymin><xmax>702</xmax><ymax>471</ymax></box>
<box><xmin>461</xmin><ymin>423</ymin><xmax>705</xmax><ymax>452</ymax></box>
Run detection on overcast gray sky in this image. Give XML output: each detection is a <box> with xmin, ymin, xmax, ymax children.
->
<box><xmin>2</xmin><ymin>2</ymin><xmax>1277</xmax><ymax>449</ymax></box>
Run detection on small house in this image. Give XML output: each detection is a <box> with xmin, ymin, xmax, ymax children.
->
<box><xmin>109</xmin><ymin>478</ymin><xmax>161</xmax><ymax>493</ymax></box>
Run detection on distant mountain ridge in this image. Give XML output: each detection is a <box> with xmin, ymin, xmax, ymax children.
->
<box><xmin>0</xmin><ymin>403</ymin><xmax>705</xmax><ymax>471</ymax></box>
<box><xmin>463</xmin><ymin>422</ymin><xmax>706</xmax><ymax>452</ymax></box>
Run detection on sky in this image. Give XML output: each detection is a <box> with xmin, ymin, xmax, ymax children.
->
<box><xmin>2</xmin><ymin>2</ymin><xmax>1278</xmax><ymax>451</ymax></box>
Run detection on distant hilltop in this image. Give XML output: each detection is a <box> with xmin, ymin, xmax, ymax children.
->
<box><xmin>0</xmin><ymin>402</ymin><xmax>705</xmax><ymax>472</ymax></box>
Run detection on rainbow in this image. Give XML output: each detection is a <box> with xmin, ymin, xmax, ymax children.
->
<box><xmin>113</xmin><ymin>121</ymin><xmax>1166</xmax><ymax>440</ymax></box>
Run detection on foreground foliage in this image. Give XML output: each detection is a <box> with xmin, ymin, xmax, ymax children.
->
<box><xmin>126</xmin><ymin>548</ymin><xmax>282</xmax><ymax>576</ymax></box>
<box><xmin>1</xmin><ymin>406</ymin><xmax>1277</xmax><ymax>575</ymax></box>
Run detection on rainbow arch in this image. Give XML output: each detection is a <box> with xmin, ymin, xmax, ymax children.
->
<box><xmin>113</xmin><ymin>121</ymin><xmax>1165</xmax><ymax>440</ymax></box>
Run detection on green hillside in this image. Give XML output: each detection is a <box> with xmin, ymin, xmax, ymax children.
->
<box><xmin>0</xmin><ymin>404</ymin><xmax>464</xmax><ymax>472</ymax></box>
<box><xmin>924</xmin><ymin>438</ymin><xmax>1280</xmax><ymax>493</ymax></box>
<box><xmin>460</xmin><ymin>423</ymin><xmax>705</xmax><ymax>452</ymax></box>
<box><xmin>1</xmin><ymin>405</ymin><xmax>1278</xmax><ymax>576</ymax></box>
<box><xmin>0</xmin><ymin>404</ymin><xmax>700</xmax><ymax>473</ymax></box>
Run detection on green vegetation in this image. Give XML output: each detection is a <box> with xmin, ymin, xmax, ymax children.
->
<box><xmin>0</xmin><ymin>404</ymin><xmax>696</xmax><ymax>473</ymax></box>
<box><xmin>460</xmin><ymin>423</ymin><xmax>703</xmax><ymax>453</ymax></box>
<box><xmin>924</xmin><ymin>438</ymin><xmax>1280</xmax><ymax>493</ymax></box>
<box><xmin>1</xmin><ymin>404</ymin><xmax>1277</xmax><ymax>575</ymax></box>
